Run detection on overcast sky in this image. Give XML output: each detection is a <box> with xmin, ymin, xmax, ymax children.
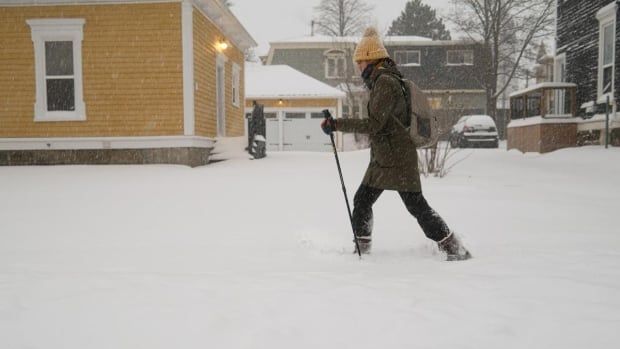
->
<box><xmin>229</xmin><ymin>0</ymin><xmax>456</xmax><ymax>56</ymax></box>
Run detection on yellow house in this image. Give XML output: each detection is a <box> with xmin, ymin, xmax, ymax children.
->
<box><xmin>0</xmin><ymin>0</ymin><xmax>256</xmax><ymax>166</ymax></box>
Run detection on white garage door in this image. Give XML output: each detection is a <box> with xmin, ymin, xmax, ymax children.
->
<box><xmin>265</xmin><ymin>113</ymin><xmax>279</xmax><ymax>151</ymax></box>
<box><xmin>246</xmin><ymin>109</ymin><xmax>336</xmax><ymax>152</ymax></box>
<box><xmin>282</xmin><ymin>112</ymin><xmax>332</xmax><ymax>152</ymax></box>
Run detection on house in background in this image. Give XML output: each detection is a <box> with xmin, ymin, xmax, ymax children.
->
<box><xmin>0</xmin><ymin>0</ymin><xmax>256</xmax><ymax>166</ymax></box>
<box><xmin>530</xmin><ymin>42</ymin><xmax>555</xmax><ymax>85</ymax></box>
<box><xmin>244</xmin><ymin>64</ymin><xmax>346</xmax><ymax>152</ymax></box>
<box><xmin>556</xmin><ymin>0</ymin><xmax>619</xmax><ymax>144</ymax></box>
<box><xmin>507</xmin><ymin>0</ymin><xmax>619</xmax><ymax>153</ymax></box>
<box><xmin>266</xmin><ymin>35</ymin><xmax>487</xmax><ymax>138</ymax></box>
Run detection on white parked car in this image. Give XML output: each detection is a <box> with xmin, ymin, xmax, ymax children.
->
<box><xmin>449</xmin><ymin>114</ymin><xmax>499</xmax><ymax>148</ymax></box>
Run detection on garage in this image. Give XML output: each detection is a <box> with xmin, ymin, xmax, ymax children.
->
<box><xmin>245</xmin><ymin>64</ymin><xmax>346</xmax><ymax>151</ymax></box>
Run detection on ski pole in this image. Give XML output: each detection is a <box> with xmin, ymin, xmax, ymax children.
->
<box><xmin>323</xmin><ymin>110</ymin><xmax>361</xmax><ymax>258</ymax></box>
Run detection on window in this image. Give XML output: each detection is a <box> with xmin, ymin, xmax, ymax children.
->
<box><xmin>394</xmin><ymin>50</ymin><xmax>421</xmax><ymax>66</ymax></box>
<box><xmin>428</xmin><ymin>97</ymin><xmax>442</xmax><ymax>110</ymax></box>
<box><xmin>27</xmin><ymin>19</ymin><xmax>86</xmax><ymax>121</ymax></box>
<box><xmin>285</xmin><ymin>112</ymin><xmax>306</xmax><ymax>119</ymax></box>
<box><xmin>325</xmin><ymin>50</ymin><xmax>346</xmax><ymax>79</ymax></box>
<box><xmin>447</xmin><ymin>50</ymin><xmax>474</xmax><ymax>66</ymax></box>
<box><xmin>232</xmin><ymin>63</ymin><xmax>241</xmax><ymax>107</ymax></box>
<box><xmin>597</xmin><ymin>2</ymin><xmax>617</xmax><ymax>102</ymax></box>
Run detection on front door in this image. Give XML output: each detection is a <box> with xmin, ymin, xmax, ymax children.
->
<box><xmin>216</xmin><ymin>63</ymin><xmax>225</xmax><ymax>136</ymax></box>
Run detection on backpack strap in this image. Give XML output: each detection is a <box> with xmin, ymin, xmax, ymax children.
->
<box><xmin>375</xmin><ymin>70</ymin><xmax>415</xmax><ymax>133</ymax></box>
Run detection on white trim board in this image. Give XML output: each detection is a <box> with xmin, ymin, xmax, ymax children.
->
<box><xmin>182</xmin><ymin>0</ymin><xmax>195</xmax><ymax>136</ymax></box>
<box><xmin>0</xmin><ymin>136</ymin><xmax>215</xmax><ymax>151</ymax></box>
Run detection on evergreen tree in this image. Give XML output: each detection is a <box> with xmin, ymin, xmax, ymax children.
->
<box><xmin>388</xmin><ymin>0</ymin><xmax>451</xmax><ymax>40</ymax></box>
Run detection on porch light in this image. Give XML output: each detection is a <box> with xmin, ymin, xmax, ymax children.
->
<box><xmin>217</xmin><ymin>40</ymin><xmax>229</xmax><ymax>51</ymax></box>
<box><xmin>278</xmin><ymin>99</ymin><xmax>283</xmax><ymax>105</ymax></box>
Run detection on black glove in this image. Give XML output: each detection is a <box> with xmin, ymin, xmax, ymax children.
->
<box><xmin>321</xmin><ymin>109</ymin><xmax>336</xmax><ymax>135</ymax></box>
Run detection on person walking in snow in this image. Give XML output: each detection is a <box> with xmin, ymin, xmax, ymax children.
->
<box><xmin>321</xmin><ymin>27</ymin><xmax>471</xmax><ymax>261</ymax></box>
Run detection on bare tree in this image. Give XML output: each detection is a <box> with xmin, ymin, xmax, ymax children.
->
<box><xmin>449</xmin><ymin>0</ymin><xmax>555</xmax><ymax>119</ymax></box>
<box><xmin>314</xmin><ymin>0</ymin><xmax>374</xmax><ymax>36</ymax></box>
<box><xmin>417</xmin><ymin>98</ymin><xmax>472</xmax><ymax>178</ymax></box>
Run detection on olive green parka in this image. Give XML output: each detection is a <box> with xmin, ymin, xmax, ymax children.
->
<box><xmin>336</xmin><ymin>62</ymin><xmax>421</xmax><ymax>192</ymax></box>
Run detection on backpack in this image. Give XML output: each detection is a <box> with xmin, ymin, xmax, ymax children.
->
<box><xmin>394</xmin><ymin>77</ymin><xmax>438</xmax><ymax>148</ymax></box>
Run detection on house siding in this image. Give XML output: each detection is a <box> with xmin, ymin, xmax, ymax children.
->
<box><xmin>0</xmin><ymin>2</ymin><xmax>184</xmax><ymax>138</ymax></box>
<box><xmin>386</xmin><ymin>44</ymin><xmax>485</xmax><ymax>91</ymax></box>
<box><xmin>556</xmin><ymin>0</ymin><xmax>620</xmax><ymax>112</ymax></box>
<box><xmin>193</xmin><ymin>7</ymin><xmax>245</xmax><ymax>138</ymax></box>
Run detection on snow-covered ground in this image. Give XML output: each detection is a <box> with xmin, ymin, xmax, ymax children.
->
<box><xmin>1</xmin><ymin>141</ymin><xmax>619</xmax><ymax>348</ymax></box>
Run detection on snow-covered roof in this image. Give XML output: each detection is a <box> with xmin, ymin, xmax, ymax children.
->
<box><xmin>245</xmin><ymin>64</ymin><xmax>346</xmax><ymax>100</ymax></box>
<box><xmin>0</xmin><ymin>0</ymin><xmax>257</xmax><ymax>50</ymax></box>
<box><xmin>383</xmin><ymin>36</ymin><xmax>434</xmax><ymax>44</ymax></box>
<box><xmin>271</xmin><ymin>35</ymin><xmax>360</xmax><ymax>44</ymax></box>
<box><xmin>270</xmin><ymin>35</ymin><xmax>476</xmax><ymax>47</ymax></box>
<box><xmin>510</xmin><ymin>82</ymin><xmax>577</xmax><ymax>98</ymax></box>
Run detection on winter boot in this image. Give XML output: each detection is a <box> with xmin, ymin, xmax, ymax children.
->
<box><xmin>438</xmin><ymin>232</ymin><xmax>472</xmax><ymax>261</ymax></box>
<box><xmin>353</xmin><ymin>236</ymin><xmax>372</xmax><ymax>255</ymax></box>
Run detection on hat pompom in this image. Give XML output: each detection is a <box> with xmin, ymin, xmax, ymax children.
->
<box><xmin>363</xmin><ymin>27</ymin><xmax>379</xmax><ymax>38</ymax></box>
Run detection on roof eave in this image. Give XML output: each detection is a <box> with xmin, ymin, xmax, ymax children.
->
<box><xmin>194</xmin><ymin>0</ymin><xmax>257</xmax><ymax>51</ymax></box>
<box><xmin>0</xmin><ymin>0</ymin><xmax>257</xmax><ymax>50</ymax></box>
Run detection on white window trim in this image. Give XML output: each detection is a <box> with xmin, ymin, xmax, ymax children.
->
<box><xmin>446</xmin><ymin>50</ymin><xmax>474</xmax><ymax>66</ymax></box>
<box><xmin>232</xmin><ymin>63</ymin><xmax>241</xmax><ymax>108</ymax></box>
<box><xmin>27</xmin><ymin>18</ymin><xmax>86</xmax><ymax>122</ymax></box>
<box><xmin>394</xmin><ymin>50</ymin><xmax>421</xmax><ymax>67</ymax></box>
<box><xmin>324</xmin><ymin>50</ymin><xmax>346</xmax><ymax>79</ymax></box>
<box><xmin>597</xmin><ymin>3</ymin><xmax>617</xmax><ymax>103</ymax></box>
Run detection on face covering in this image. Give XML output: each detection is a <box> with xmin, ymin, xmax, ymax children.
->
<box><xmin>361</xmin><ymin>63</ymin><xmax>375</xmax><ymax>89</ymax></box>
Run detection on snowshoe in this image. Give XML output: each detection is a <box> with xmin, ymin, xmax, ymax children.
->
<box><xmin>353</xmin><ymin>236</ymin><xmax>372</xmax><ymax>255</ymax></box>
<box><xmin>438</xmin><ymin>233</ymin><xmax>472</xmax><ymax>261</ymax></box>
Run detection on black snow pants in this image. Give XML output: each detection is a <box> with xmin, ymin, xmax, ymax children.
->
<box><xmin>352</xmin><ymin>184</ymin><xmax>451</xmax><ymax>242</ymax></box>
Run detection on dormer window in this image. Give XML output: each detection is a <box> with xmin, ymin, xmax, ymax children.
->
<box><xmin>325</xmin><ymin>49</ymin><xmax>346</xmax><ymax>79</ymax></box>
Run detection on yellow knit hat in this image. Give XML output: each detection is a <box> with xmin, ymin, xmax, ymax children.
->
<box><xmin>353</xmin><ymin>27</ymin><xmax>389</xmax><ymax>63</ymax></box>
